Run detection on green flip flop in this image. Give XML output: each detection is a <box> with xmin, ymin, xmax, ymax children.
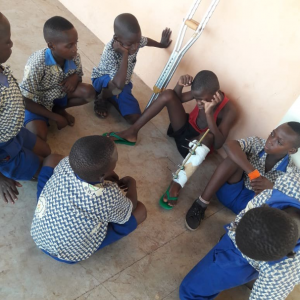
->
<box><xmin>159</xmin><ymin>186</ymin><xmax>178</xmax><ymax>210</ymax></box>
<box><xmin>102</xmin><ymin>132</ymin><xmax>136</xmax><ymax>146</ymax></box>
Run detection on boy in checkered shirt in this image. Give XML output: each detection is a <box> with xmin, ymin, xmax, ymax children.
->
<box><xmin>185</xmin><ymin>122</ymin><xmax>300</xmax><ymax>231</ymax></box>
<box><xmin>91</xmin><ymin>13</ymin><xmax>172</xmax><ymax>123</ymax></box>
<box><xmin>0</xmin><ymin>13</ymin><xmax>51</xmax><ymax>204</ymax></box>
<box><xmin>20</xmin><ymin>16</ymin><xmax>96</xmax><ymax>141</ymax></box>
<box><xmin>180</xmin><ymin>172</ymin><xmax>300</xmax><ymax>300</ymax></box>
<box><xmin>31</xmin><ymin>136</ymin><xmax>147</xmax><ymax>263</ymax></box>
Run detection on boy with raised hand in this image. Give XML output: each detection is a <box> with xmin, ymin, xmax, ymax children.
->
<box><xmin>180</xmin><ymin>172</ymin><xmax>300</xmax><ymax>300</ymax></box>
<box><xmin>31</xmin><ymin>136</ymin><xmax>147</xmax><ymax>263</ymax></box>
<box><xmin>20</xmin><ymin>16</ymin><xmax>96</xmax><ymax>141</ymax></box>
<box><xmin>104</xmin><ymin>71</ymin><xmax>237</xmax><ymax>209</ymax></box>
<box><xmin>0</xmin><ymin>13</ymin><xmax>50</xmax><ymax>204</ymax></box>
<box><xmin>186</xmin><ymin>121</ymin><xmax>300</xmax><ymax>231</ymax></box>
<box><xmin>91</xmin><ymin>13</ymin><xmax>172</xmax><ymax>123</ymax></box>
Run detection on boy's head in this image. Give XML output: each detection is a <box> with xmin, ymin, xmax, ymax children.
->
<box><xmin>43</xmin><ymin>16</ymin><xmax>78</xmax><ymax>61</ymax></box>
<box><xmin>236</xmin><ymin>206</ymin><xmax>299</xmax><ymax>261</ymax></box>
<box><xmin>264</xmin><ymin>122</ymin><xmax>300</xmax><ymax>156</ymax></box>
<box><xmin>0</xmin><ymin>13</ymin><xmax>13</xmax><ymax>64</ymax></box>
<box><xmin>69</xmin><ymin>136</ymin><xmax>118</xmax><ymax>183</ymax></box>
<box><xmin>191</xmin><ymin>71</ymin><xmax>220</xmax><ymax>110</ymax></box>
<box><xmin>113</xmin><ymin>13</ymin><xmax>141</xmax><ymax>55</ymax></box>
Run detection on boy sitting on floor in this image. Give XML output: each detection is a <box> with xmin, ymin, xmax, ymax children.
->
<box><xmin>0</xmin><ymin>13</ymin><xmax>51</xmax><ymax>204</ymax></box>
<box><xmin>180</xmin><ymin>172</ymin><xmax>300</xmax><ymax>300</ymax></box>
<box><xmin>91</xmin><ymin>13</ymin><xmax>172</xmax><ymax>123</ymax></box>
<box><xmin>20</xmin><ymin>16</ymin><xmax>96</xmax><ymax>141</ymax></box>
<box><xmin>104</xmin><ymin>71</ymin><xmax>237</xmax><ymax>209</ymax></box>
<box><xmin>31</xmin><ymin>136</ymin><xmax>147</xmax><ymax>263</ymax></box>
<box><xmin>185</xmin><ymin>121</ymin><xmax>300</xmax><ymax>231</ymax></box>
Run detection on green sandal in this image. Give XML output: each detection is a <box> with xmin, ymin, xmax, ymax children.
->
<box><xmin>102</xmin><ymin>132</ymin><xmax>136</xmax><ymax>146</ymax></box>
<box><xmin>159</xmin><ymin>186</ymin><xmax>178</xmax><ymax>210</ymax></box>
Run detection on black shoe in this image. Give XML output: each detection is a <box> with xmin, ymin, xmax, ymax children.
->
<box><xmin>185</xmin><ymin>200</ymin><xmax>206</xmax><ymax>231</ymax></box>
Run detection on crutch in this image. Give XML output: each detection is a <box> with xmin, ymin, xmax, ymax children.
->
<box><xmin>145</xmin><ymin>0</ymin><xmax>220</xmax><ymax>109</ymax></box>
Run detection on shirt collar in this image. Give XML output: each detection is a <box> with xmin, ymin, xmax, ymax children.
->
<box><xmin>45</xmin><ymin>48</ymin><xmax>77</xmax><ymax>73</ymax></box>
<box><xmin>258</xmin><ymin>150</ymin><xmax>289</xmax><ymax>172</ymax></box>
<box><xmin>0</xmin><ymin>71</ymin><xmax>9</xmax><ymax>87</ymax></box>
<box><xmin>75</xmin><ymin>173</ymin><xmax>101</xmax><ymax>185</ymax></box>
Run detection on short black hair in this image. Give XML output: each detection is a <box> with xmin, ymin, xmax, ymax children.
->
<box><xmin>69</xmin><ymin>135</ymin><xmax>116</xmax><ymax>182</ymax></box>
<box><xmin>191</xmin><ymin>70</ymin><xmax>220</xmax><ymax>94</ymax></box>
<box><xmin>236</xmin><ymin>206</ymin><xmax>299</xmax><ymax>261</ymax></box>
<box><xmin>287</xmin><ymin>121</ymin><xmax>300</xmax><ymax>148</ymax></box>
<box><xmin>43</xmin><ymin>16</ymin><xmax>74</xmax><ymax>42</ymax></box>
<box><xmin>114</xmin><ymin>13</ymin><xmax>141</xmax><ymax>36</ymax></box>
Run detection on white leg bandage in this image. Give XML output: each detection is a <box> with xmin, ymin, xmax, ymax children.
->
<box><xmin>173</xmin><ymin>141</ymin><xmax>210</xmax><ymax>188</ymax></box>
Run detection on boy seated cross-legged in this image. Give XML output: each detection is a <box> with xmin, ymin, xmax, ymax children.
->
<box><xmin>104</xmin><ymin>71</ymin><xmax>237</xmax><ymax>209</ymax></box>
<box><xmin>20</xmin><ymin>16</ymin><xmax>96</xmax><ymax>141</ymax></box>
<box><xmin>185</xmin><ymin>122</ymin><xmax>300</xmax><ymax>231</ymax></box>
<box><xmin>0</xmin><ymin>13</ymin><xmax>51</xmax><ymax>204</ymax></box>
<box><xmin>31</xmin><ymin>136</ymin><xmax>147</xmax><ymax>263</ymax></box>
<box><xmin>91</xmin><ymin>13</ymin><xmax>172</xmax><ymax>123</ymax></box>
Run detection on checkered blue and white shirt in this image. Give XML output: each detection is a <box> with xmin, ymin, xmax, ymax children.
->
<box><xmin>91</xmin><ymin>37</ymin><xmax>148</xmax><ymax>84</ymax></box>
<box><xmin>19</xmin><ymin>48</ymin><xmax>83</xmax><ymax>110</ymax></box>
<box><xmin>0</xmin><ymin>65</ymin><xmax>25</xmax><ymax>143</ymax></box>
<box><xmin>31</xmin><ymin>158</ymin><xmax>133</xmax><ymax>262</ymax></box>
<box><xmin>228</xmin><ymin>172</ymin><xmax>300</xmax><ymax>300</ymax></box>
<box><xmin>238</xmin><ymin>136</ymin><xmax>299</xmax><ymax>190</ymax></box>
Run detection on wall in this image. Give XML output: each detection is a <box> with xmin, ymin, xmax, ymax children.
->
<box><xmin>59</xmin><ymin>0</ymin><xmax>300</xmax><ymax>142</ymax></box>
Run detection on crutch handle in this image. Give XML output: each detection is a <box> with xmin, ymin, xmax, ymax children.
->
<box><xmin>153</xmin><ymin>85</ymin><xmax>165</xmax><ymax>94</ymax></box>
<box><xmin>185</xmin><ymin>19</ymin><xmax>200</xmax><ymax>30</ymax></box>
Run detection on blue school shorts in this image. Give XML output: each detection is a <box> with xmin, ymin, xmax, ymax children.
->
<box><xmin>0</xmin><ymin>127</ymin><xmax>39</xmax><ymax>180</ymax></box>
<box><xmin>92</xmin><ymin>75</ymin><xmax>141</xmax><ymax>116</ymax></box>
<box><xmin>24</xmin><ymin>96</ymin><xmax>68</xmax><ymax>126</ymax></box>
<box><xmin>216</xmin><ymin>179</ymin><xmax>255</xmax><ymax>214</ymax></box>
<box><xmin>37</xmin><ymin>166</ymin><xmax>138</xmax><ymax>264</ymax></box>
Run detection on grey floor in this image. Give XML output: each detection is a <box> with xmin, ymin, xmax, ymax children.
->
<box><xmin>1</xmin><ymin>0</ymin><xmax>299</xmax><ymax>299</ymax></box>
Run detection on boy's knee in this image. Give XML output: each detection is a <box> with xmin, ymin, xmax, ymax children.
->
<box><xmin>159</xmin><ymin>89</ymin><xmax>177</xmax><ymax>104</ymax></box>
<box><xmin>81</xmin><ymin>84</ymin><xmax>96</xmax><ymax>101</ymax></box>
<box><xmin>133</xmin><ymin>201</ymin><xmax>147</xmax><ymax>225</ymax></box>
<box><xmin>43</xmin><ymin>154</ymin><xmax>64</xmax><ymax>169</ymax></box>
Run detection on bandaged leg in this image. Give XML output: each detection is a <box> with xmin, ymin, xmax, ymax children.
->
<box><xmin>173</xmin><ymin>140</ymin><xmax>210</xmax><ymax>188</ymax></box>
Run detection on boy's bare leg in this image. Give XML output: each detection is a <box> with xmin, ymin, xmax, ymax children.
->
<box><xmin>132</xmin><ymin>201</ymin><xmax>147</xmax><ymax>225</ymax></box>
<box><xmin>26</xmin><ymin>120</ymin><xmax>48</xmax><ymax>142</ymax></box>
<box><xmin>32</xmin><ymin>136</ymin><xmax>51</xmax><ymax>157</ymax></box>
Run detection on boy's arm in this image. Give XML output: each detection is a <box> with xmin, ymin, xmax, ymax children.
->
<box><xmin>146</xmin><ymin>28</ymin><xmax>172</xmax><ymax>48</ymax></box>
<box><xmin>110</xmin><ymin>41</ymin><xmax>129</xmax><ymax>90</ymax></box>
<box><xmin>173</xmin><ymin>74</ymin><xmax>194</xmax><ymax>102</ymax></box>
<box><xmin>24</xmin><ymin>97</ymin><xmax>68</xmax><ymax>129</ymax></box>
<box><xmin>204</xmin><ymin>93</ymin><xmax>237</xmax><ymax>150</ymax></box>
<box><xmin>118</xmin><ymin>176</ymin><xmax>137</xmax><ymax>209</ymax></box>
<box><xmin>0</xmin><ymin>172</ymin><xmax>22</xmax><ymax>204</ymax></box>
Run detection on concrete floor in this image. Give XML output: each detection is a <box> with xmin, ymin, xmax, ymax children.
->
<box><xmin>1</xmin><ymin>0</ymin><xmax>299</xmax><ymax>299</ymax></box>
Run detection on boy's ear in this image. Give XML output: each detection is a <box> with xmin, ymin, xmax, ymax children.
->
<box><xmin>47</xmin><ymin>42</ymin><xmax>54</xmax><ymax>50</ymax></box>
<box><xmin>288</xmin><ymin>148</ymin><xmax>298</xmax><ymax>155</ymax></box>
<box><xmin>113</xmin><ymin>34</ymin><xmax>118</xmax><ymax>40</ymax></box>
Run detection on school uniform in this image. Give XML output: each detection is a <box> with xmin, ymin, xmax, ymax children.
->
<box><xmin>19</xmin><ymin>48</ymin><xmax>83</xmax><ymax>125</ymax></box>
<box><xmin>91</xmin><ymin>37</ymin><xmax>148</xmax><ymax>116</ymax></box>
<box><xmin>216</xmin><ymin>136</ymin><xmax>299</xmax><ymax>214</ymax></box>
<box><xmin>31</xmin><ymin>158</ymin><xmax>137</xmax><ymax>263</ymax></box>
<box><xmin>0</xmin><ymin>65</ymin><xmax>39</xmax><ymax>180</ymax></box>
<box><xmin>180</xmin><ymin>172</ymin><xmax>300</xmax><ymax>300</ymax></box>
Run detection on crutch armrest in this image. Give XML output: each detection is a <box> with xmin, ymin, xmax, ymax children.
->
<box><xmin>185</xmin><ymin>19</ymin><xmax>200</xmax><ymax>30</ymax></box>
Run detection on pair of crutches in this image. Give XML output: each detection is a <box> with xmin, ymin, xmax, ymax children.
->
<box><xmin>145</xmin><ymin>0</ymin><xmax>220</xmax><ymax>109</ymax></box>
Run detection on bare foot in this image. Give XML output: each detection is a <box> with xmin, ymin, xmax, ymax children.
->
<box><xmin>163</xmin><ymin>181</ymin><xmax>181</xmax><ymax>207</ymax></box>
<box><xmin>94</xmin><ymin>96</ymin><xmax>108</xmax><ymax>119</ymax></box>
<box><xmin>53</xmin><ymin>107</ymin><xmax>75</xmax><ymax>126</ymax></box>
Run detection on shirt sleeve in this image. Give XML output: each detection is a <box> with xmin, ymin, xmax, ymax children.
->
<box><xmin>74</xmin><ymin>53</ymin><xmax>83</xmax><ymax>77</ymax></box>
<box><xmin>106</xmin><ymin>184</ymin><xmax>133</xmax><ymax>224</ymax></box>
<box><xmin>238</xmin><ymin>136</ymin><xmax>265</xmax><ymax>155</ymax></box>
<box><xmin>139</xmin><ymin>36</ymin><xmax>148</xmax><ymax>48</ymax></box>
<box><xmin>249</xmin><ymin>255</ymin><xmax>300</xmax><ymax>300</ymax></box>
<box><xmin>19</xmin><ymin>55</ymin><xmax>44</xmax><ymax>100</ymax></box>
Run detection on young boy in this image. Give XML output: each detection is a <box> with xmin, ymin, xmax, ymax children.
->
<box><xmin>104</xmin><ymin>71</ymin><xmax>237</xmax><ymax>209</ymax></box>
<box><xmin>0</xmin><ymin>13</ymin><xmax>51</xmax><ymax>204</ymax></box>
<box><xmin>180</xmin><ymin>172</ymin><xmax>300</xmax><ymax>300</ymax></box>
<box><xmin>91</xmin><ymin>13</ymin><xmax>172</xmax><ymax>123</ymax></box>
<box><xmin>20</xmin><ymin>16</ymin><xmax>96</xmax><ymax>141</ymax></box>
<box><xmin>31</xmin><ymin>136</ymin><xmax>147</xmax><ymax>263</ymax></box>
<box><xmin>185</xmin><ymin>121</ymin><xmax>300</xmax><ymax>231</ymax></box>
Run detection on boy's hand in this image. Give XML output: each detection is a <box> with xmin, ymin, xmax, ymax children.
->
<box><xmin>113</xmin><ymin>40</ymin><xmax>129</xmax><ymax>55</ymax></box>
<box><xmin>0</xmin><ymin>173</ymin><xmax>22</xmax><ymax>204</ymax></box>
<box><xmin>251</xmin><ymin>176</ymin><xmax>274</xmax><ymax>195</ymax></box>
<box><xmin>61</xmin><ymin>73</ymin><xmax>80</xmax><ymax>94</ymax></box>
<box><xmin>178</xmin><ymin>75</ymin><xmax>193</xmax><ymax>87</ymax></box>
<box><xmin>105</xmin><ymin>171</ymin><xmax>119</xmax><ymax>182</ymax></box>
<box><xmin>54</xmin><ymin>114</ymin><xmax>68</xmax><ymax>130</ymax></box>
<box><xmin>118</xmin><ymin>176</ymin><xmax>136</xmax><ymax>192</ymax></box>
<box><xmin>202</xmin><ymin>91</ymin><xmax>223</xmax><ymax>115</ymax></box>
<box><xmin>160</xmin><ymin>28</ymin><xmax>172</xmax><ymax>48</ymax></box>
